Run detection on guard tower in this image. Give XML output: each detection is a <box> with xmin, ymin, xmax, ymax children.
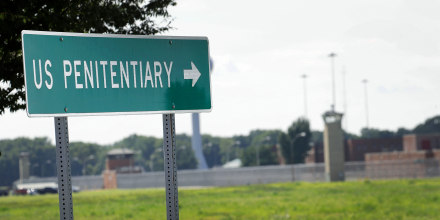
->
<box><xmin>19</xmin><ymin>152</ymin><xmax>30</xmax><ymax>183</ymax></box>
<box><xmin>322</xmin><ymin>111</ymin><xmax>345</xmax><ymax>181</ymax></box>
<box><xmin>105</xmin><ymin>148</ymin><xmax>141</xmax><ymax>173</ymax></box>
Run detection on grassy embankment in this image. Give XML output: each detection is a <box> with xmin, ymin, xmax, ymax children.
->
<box><xmin>1</xmin><ymin>178</ymin><xmax>439</xmax><ymax>220</ymax></box>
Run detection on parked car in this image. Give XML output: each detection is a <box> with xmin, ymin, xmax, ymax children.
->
<box><xmin>0</xmin><ymin>187</ymin><xmax>9</xmax><ymax>196</ymax></box>
<box><xmin>36</xmin><ymin>187</ymin><xmax>58</xmax><ymax>194</ymax></box>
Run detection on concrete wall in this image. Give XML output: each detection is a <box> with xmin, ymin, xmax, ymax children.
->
<box><xmin>19</xmin><ymin>159</ymin><xmax>440</xmax><ymax>190</ymax></box>
<box><xmin>20</xmin><ymin>175</ymin><xmax>102</xmax><ymax>190</ymax></box>
<box><xmin>117</xmin><ymin>164</ymin><xmax>326</xmax><ymax>189</ymax></box>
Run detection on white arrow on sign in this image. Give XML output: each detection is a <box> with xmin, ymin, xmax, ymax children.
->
<box><xmin>184</xmin><ymin>62</ymin><xmax>201</xmax><ymax>87</ymax></box>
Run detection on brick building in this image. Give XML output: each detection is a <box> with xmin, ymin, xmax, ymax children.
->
<box><xmin>363</xmin><ymin>133</ymin><xmax>440</xmax><ymax>179</ymax></box>
<box><xmin>306</xmin><ymin>133</ymin><xmax>440</xmax><ymax>163</ymax></box>
<box><xmin>346</xmin><ymin>137</ymin><xmax>402</xmax><ymax>161</ymax></box>
<box><xmin>306</xmin><ymin>137</ymin><xmax>402</xmax><ymax>163</ymax></box>
<box><xmin>403</xmin><ymin>133</ymin><xmax>440</xmax><ymax>152</ymax></box>
<box><xmin>305</xmin><ymin>142</ymin><xmax>324</xmax><ymax>163</ymax></box>
<box><xmin>365</xmin><ymin>133</ymin><xmax>440</xmax><ymax>162</ymax></box>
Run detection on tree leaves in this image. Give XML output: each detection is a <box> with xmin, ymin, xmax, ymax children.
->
<box><xmin>0</xmin><ymin>0</ymin><xmax>176</xmax><ymax>114</ymax></box>
<box><xmin>279</xmin><ymin>118</ymin><xmax>311</xmax><ymax>164</ymax></box>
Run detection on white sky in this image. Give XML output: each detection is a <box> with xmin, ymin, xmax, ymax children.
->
<box><xmin>1</xmin><ymin>0</ymin><xmax>440</xmax><ymax>145</ymax></box>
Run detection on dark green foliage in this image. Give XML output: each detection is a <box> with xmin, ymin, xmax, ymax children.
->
<box><xmin>396</xmin><ymin>127</ymin><xmax>411</xmax><ymax>136</ymax></box>
<box><xmin>344</xmin><ymin>131</ymin><xmax>359</xmax><ymax>139</ymax></box>
<box><xmin>70</xmin><ymin>142</ymin><xmax>105</xmax><ymax>176</ymax></box>
<box><xmin>241</xmin><ymin>130</ymin><xmax>281</xmax><ymax>166</ymax></box>
<box><xmin>0</xmin><ymin>0</ymin><xmax>176</xmax><ymax>114</ymax></box>
<box><xmin>1</xmin><ymin>115</ymin><xmax>439</xmax><ymax>188</ymax></box>
<box><xmin>0</xmin><ymin>137</ymin><xmax>54</xmax><ymax>186</ymax></box>
<box><xmin>201</xmin><ymin>135</ymin><xmax>223</xmax><ymax>168</ymax></box>
<box><xmin>113</xmin><ymin>134</ymin><xmax>160</xmax><ymax>172</ymax></box>
<box><xmin>175</xmin><ymin>134</ymin><xmax>197</xmax><ymax>170</ymax></box>
<box><xmin>0</xmin><ymin>134</ymin><xmax>198</xmax><ymax>187</ymax></box>
<box><xmin>279</xmin><ymin>118</ymin><xmax>311</xmax><ymax>164</ymax></box>
<box><xmin>310</xmin><ymin>130</ymin><xmax>323</xmax><ymax>143</ymax></box>
<box><xmin>359</xmin><ymin>115</ymin><xmax>440</xmax><ymax>139</ymax></box>
<box><xmin>413</xmin><ymin>115</ymin><xmax>440</xmax><ymax>134</ymax></box>
<box><xmin>0</xmin><ymin>128</ymin><xmax>288</xmax><ymax>188</ymax></box>
<box><xmin>112</xmin><ymin>134</ymin><xmax>197</xmax><ymax>171</ymax></box>
<box><xmin>242</xmin><ymin>144</ymin><xmax>278</xmax><ymax>166</ymax></box>
<box><xmin>360</xmin><ymin>128</ymin><xmax>398</xmax><ymax>139</ymax></box>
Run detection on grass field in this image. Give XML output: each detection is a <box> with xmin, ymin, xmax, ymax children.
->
<box><xmin>1</xmin><ymin>178</ymin><xmax>440</xmax><ymax>219</ymax></box>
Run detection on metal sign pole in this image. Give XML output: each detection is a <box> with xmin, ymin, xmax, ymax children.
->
<box><xmin>162</xmin><ymin>114</ymin><xmax>179</xmax><ymax>220</ymax></box>
<box><xmin>54</xmin><ymin>117</ymin><xmax>74</xmax><ymax>220</ymax></box>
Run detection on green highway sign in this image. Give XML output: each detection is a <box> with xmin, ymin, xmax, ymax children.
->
<box><xmin>21</xmin><ymin>30</ymin><xmax>211</xmax><ymax>117</ymax></box>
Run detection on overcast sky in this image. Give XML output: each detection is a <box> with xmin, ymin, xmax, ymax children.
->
<box><xmin>1</xmin><ymin>0</ymin><xmax>439</xmax><ymax>145</ymax></box>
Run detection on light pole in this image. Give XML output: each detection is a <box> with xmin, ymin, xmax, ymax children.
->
<box><xmin>82</xmin><ymin>155</ymin><xmax>95</xmax><ymax>176</ymax></box>
<box><xmin>32</xmin><ymin>163</ymin><xmax>40</xmax><ymax>177</ymax></box>
<box><xmin>256</xmin><ymin>136</ymin><xmax>271</xmax><ymax>166</ymax></box>
<box><xmin>328</xmin><ymin>53</ymin><xmax>337</xmax><ymax>111</ymax></box>
<box><xmin>226</xmin><ymin>142</ymin><xmax>230</xmax><ymax>163</ymax></box>
<box><xmin>206</xmin><ymin>142</ymin><xmax>213</xmax><ymax>168</ymax></box>
<box><xmin>149</xmin><ymin>147</ymin><xmax>162</xmax><ymax>172</ymax></box>
<box><xmin>301</xmin><ymin>74</ymin><xmax>308</xmax><ymax>118</ymax></box>
<box><xmin>42</xmin><ymin>159</ymin><xmax>52</xmax><ymax>177</ymax></box>
<box><xmin>290</xmin><ymin>132</ymin><xmax>306</xmax><ymax>164</ymax></box>
<box><xmin>256</xmin><ymin>143</ymin><xmax>259</xmax><ymax>166</ymax></box>
<box><xmin>342</xmin><ymin>66</ymin><xmax>347</xmax><ymax>130</ymax></box>
<box><xmin>362</xmin><ymin>79</ymin><xmax>369</xmax><ymax>128</ymax></box>
<box><xmin>227</xmin><ymin>140</ymin><xmax>240</xmax><ymax>163</ymax></box>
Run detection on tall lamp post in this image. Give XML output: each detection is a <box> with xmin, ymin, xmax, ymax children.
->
<box><xmin>362</xmin><ymin>79</ymin><xmax>369</xmax><ymax>128</ymax></box>
<box><xmin>342</xmin><ymin>66</ymin><xmax>347</xmax><ymax>130</ymax></box>
<box><xmin>256</xmin><ymin>136</ymin><xmax>271</xmax><ymax>166</ymax></box>
<box><xmin>82</xmin><ymin>155</ymin><xmax>95</xmax><ymax>176</ymax></box>
<box><xmin>328</xmin><ymin>53</ymin><xmax>337</xmax><ymax>111</ymax></box>
<box><xmin>290</xmin><ymin>132</ymin><xmax>306</xmax><ymax>164</ymax></box>
<box><xmin>227</xmin><ymin>140</ymin><xmax>241</xmax><ymax>163</ymax></box>
<box><xmin>206</xmin><ymin>142</ymin><xmax>213</xmax><ymax>167</ymax></box>
<box><xmin>301</xmin><ymin>74</ymin><xmax>308</xmax><ymax>118</ymax></box>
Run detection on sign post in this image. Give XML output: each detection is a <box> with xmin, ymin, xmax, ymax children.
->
<box><xmin>22</xmin><ymin>30</ymin><xmax>211</xmax><ymax>220</ymax></box>
<box><xmin>163</xmin><ymin>114</ymin><xmax>179</xmax><ymax>220</ymax></box>
<box><xmin>54</xmin><ymin>117</ymin><xmax>73</xmax><ymax>220</ymax></box>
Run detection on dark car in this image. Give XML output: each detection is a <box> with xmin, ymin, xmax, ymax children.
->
<box><xmin>36</xmin><ymin>187</ymin><xmax>58</xmax><ymax>194</ymax></box>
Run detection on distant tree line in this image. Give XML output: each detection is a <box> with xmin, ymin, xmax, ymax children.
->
<box><xmin>356</xmin><ymin>115</ymin><xmax>440</xmax><ymax>139</ymax></box>
<box><xmin>0</xmin><ymin>131</ymin><xmax>282</xmax><ymax>187</ymax></box>
<box><xmin>0</xmin><ymin>127</ymin><xmax>301</xmax><ymax>188</ymax></box>
<box><xmin>1</xmin><ymin>115</ymin><xmax>439</xmax><ymax>187</ymax></box>
<box><xmin>309</xmin><ymin>115</ymin><xmax>440</xmax><ymax>142</ymax></box>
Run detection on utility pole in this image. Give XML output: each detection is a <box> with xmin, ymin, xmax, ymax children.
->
<box><xmin>362</xmin><ymin>79</ymin><xmax>369</xmax><ymax>128</ymax></box>
<box><xmin>256</xmin><ymin>136</ymin><xmax>271</xmax><ymax>166</ymax></box>
<box><xmin>342</xmin><ymin>66</ymin><xmax>347</xmax><ymax>130</ymax></box>
<box><xmin>301</xmin><ymin>74</ymin><xmax>308</xmax><ymax>118</ymax></box>
<box><xmin>328</xmin><ymin>53</ymin><xmax>337</xmax><ymax>112</ymax></box>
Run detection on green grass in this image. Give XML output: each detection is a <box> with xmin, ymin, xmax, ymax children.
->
<box><xmin>1</xmin><ymin>178</ymin><xmax>440</xmax><ymax>219</ymax></box>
